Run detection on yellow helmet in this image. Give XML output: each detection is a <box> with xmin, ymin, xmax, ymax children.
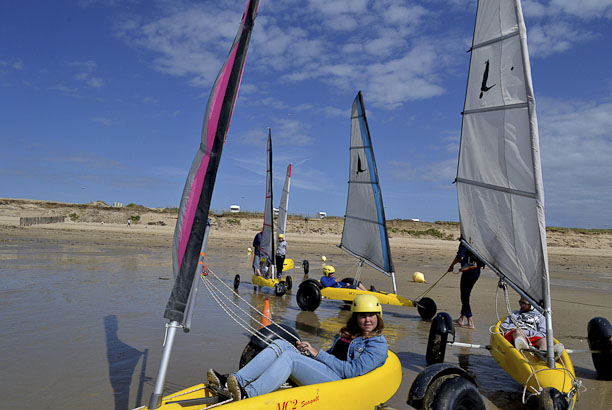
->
<box><xmin>278</xmin><ymin>233</ymin><xmax>285</xmax><ymax>239</ymax></box>
<box><xmin>259</xmin><ymin>256</ymin><xmax>267</xmax><ymax>263</ymax></box>
<box><xmin>350</xmin><ymin>294</ymin><xmax>382</xmax><ymax>315</ymax></box>
<box><xmin>322</xmin><ymin>265</ymin><xmax>335</xmax><ymax>276</ymax></box>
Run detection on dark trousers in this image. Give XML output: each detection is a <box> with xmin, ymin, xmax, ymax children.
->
<box><xmin>275</xmin><ymin>255</ymin><xmax>285</xmax><ymax>278</ymax></box>
<box><xmin>460</xmin><ymin>268</ymin><xmax>480</xmax><ymax>317</ymax></box>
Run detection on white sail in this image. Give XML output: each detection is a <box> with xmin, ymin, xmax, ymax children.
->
<box><xmin>456</xmin><ymin>0</ymin><xmax>549</xmax><ymax>307</ymax></box>
<box><xmin>340</xmin><ymin>92</ymin><xmax>394</xmax><ymax>278</ymax></box>
<box><xmin>260</xmin><ymin>130</ymin><xmax>275</xmax><ymax>265</ymax></box>
<box><xmin>276</xmin><ymin>164</ymin><xmax>292</xmax><ymax>237</ymax></box>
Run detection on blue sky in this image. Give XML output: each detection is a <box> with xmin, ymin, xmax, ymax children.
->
<box><xmin>1</xmin><ymin>0</ymin><xmax>611</xmax><ymax>229</ymax></box>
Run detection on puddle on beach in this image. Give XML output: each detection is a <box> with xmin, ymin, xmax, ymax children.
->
<box><xmin>1</xmin><ymin>236</ymin><xmax>611</xmax><ymax>410</ymax></box>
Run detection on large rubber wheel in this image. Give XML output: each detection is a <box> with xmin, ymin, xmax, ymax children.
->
<box><xmin>296</xmin><ymin>282</ymin><xmax>322</xmax><ymax>311</ymax></box>
<box><xmin>587</xmin><ymin>316</ymin><xmax>612</xmax><ymax>380</ymax></box>
<box><xmin>426</xmin><ymin>313</ymin><xmax>452</xmax><ymax>365</ymax></box>
<box><xmin>538</xmin><ymin>387</ymin><xmax>569</xmax><ymax>410</ymax></box>
<box><xmin>430</xmin><ymin>376</ymin><xmax>486</xmax><ymax>410</ymax></box>
<box><xmin>285</xmin><ymin>275</ymin><xmax>293</xmax><ymax>290</ymax></box>
<box><xmin>233</xmin><ymin>274</ymin><xmax>240</xmax><ymax>290</ymax></box>
<box><xmin>274</xmin><ymin>282</ymin><xmax>287</xmax><ymax>297</ymax></box>
<box><xmin>417</xmin><ymin>297</ymin><xmax>437</xmax><ymax>320</ymax></box>
<box><xmin>239</xmin><ymin>342</ymin><xmax>260</xmax><ymax>369</ymax></box>
<box><xmin>302</xmin><ymin>260</ymin><xmax>309</xmax><ymax>274</ymax></box>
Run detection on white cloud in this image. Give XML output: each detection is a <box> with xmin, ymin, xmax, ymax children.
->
<box><xmin>92</xmin><ymin>117</ymin><xmax>112</xmax><ymax>126</ymax></box>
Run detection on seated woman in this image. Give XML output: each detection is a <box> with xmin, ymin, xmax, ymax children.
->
<box><xmin>207</xmin><ymin>294</ymin><xmax>388</xmax><ymax>401</ymax></box>
<box><xmin>501</xmin><ymin>297</ymin><xmax>563</xmax><ymax>358</ymax></box>
<box><xmin>320</xmin><ymin>265</ymin><xmax>368</xmax><ymax>291</ymax></box>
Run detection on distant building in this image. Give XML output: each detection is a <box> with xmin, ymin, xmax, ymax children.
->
<box><xmin>408</xmin><ymin>218</ymin><xmax>420</xmax><ymax>222</ymax></box>
<box><xmin>230</xmin><ymin>204</ymin><xmax>240</xmax><ymax>213</ymax></box>
<box><xmin>112</xmin><ymin>202</ymin><xmax>124</xmax><ymax>208</ymax></box>
<box><xmin>318</xmin><ymin>211</ymin><xmax>327</xmax><ymax>219</ymax></box>
<box><xmin>273</xmin><ymin>207</ymin><xmax>279</xmax><ymax>216</ymax></box>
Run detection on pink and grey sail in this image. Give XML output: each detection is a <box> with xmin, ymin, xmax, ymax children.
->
<box><xmin>165</xmin><ymin>0</ymin><xmax>260</xmax><ymax>323</ymax></box>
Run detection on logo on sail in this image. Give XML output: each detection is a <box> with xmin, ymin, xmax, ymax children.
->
<box><xmin>356</xmin><ymin>154</ymin><xmax>367</xmax><ymax>174</ymax></box>
<box><xmin>479</xmin><ymin>59</ymin><xmax>496</xmax><ymax>98</ymax></box>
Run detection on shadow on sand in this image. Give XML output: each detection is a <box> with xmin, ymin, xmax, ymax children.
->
<box><xmin>105</xmin><ymin>315</ymin><xmax>149</xmax><ymax>410</ymax></box>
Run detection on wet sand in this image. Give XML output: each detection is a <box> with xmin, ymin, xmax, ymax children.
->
<box><xmin>1</xmin><ymin>223</ymin><xmax>611</xmax><ymax>409</ymax></box>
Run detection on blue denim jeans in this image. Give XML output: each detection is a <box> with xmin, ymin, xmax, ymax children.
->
<box><xmin>233</xmin><ymin>339</ymin><xmax>341</xmax><ymax>397</ymax></box>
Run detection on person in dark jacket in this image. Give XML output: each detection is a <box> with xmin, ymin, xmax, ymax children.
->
<box><xmin>447</xmin><ymin>240</ymin><xmax>484</xmax><ymax>329</ymax></box>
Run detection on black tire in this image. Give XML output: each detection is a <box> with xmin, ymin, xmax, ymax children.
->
<box><xmin>340</xmin><ymin>277</ymin><xmax>355</xmax><ymax>286</ymax></box>
<box><xmin>296</xmin><ymin>281</ymin><xmax>322</xmax><ymax>311</ymax></box>
<box><xmin>239</xmin><ymin>342</ymin><xmax>260</xmax><ymax>369</ymax></box>
<box><xmin>417</xmin><ymin>297</ymin><xmax>437</xmax><ymax>320</ymax></box>
<box><xmin>233</xmin><ymin>274</ymin><xmax>240</xmax><ymax>290</ymax></box>
<box><xmin>302</xmin><ymin>260</ymin><xmax>309</xmax><ymax>274</ymax></box>
<box><xmin>538</xmin><ymin>387</ymin><xmax>569</xmax><ymax>410</ymax></box>
<box><xmin>274</xmin><ymin>282</ymin><xmax>287</xmax><ymax>297</ymax></box>
<box><xmin>430</xmin><ymin>376</ymin><xmax>486</xmax><ymax>410</ymax></box>
<box><xmin>284</xmin><ymin>275</ymin><xmax>293</xmax><ymax>290</ymax></box>
<box><xmin>426</xmin><ymin>313</ymin><xmax>452</xmax><ymax>365</ymax></box>
<box><xmin>587</xmin><ymin>317</ymin><xmax>612</xmax><ymax>380</ymax></box>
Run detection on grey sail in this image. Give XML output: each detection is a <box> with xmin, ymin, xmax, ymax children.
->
<box><xmin>260</xmin><ymin>129</ymin><xmax>275</xmax><ymax>266</ymax></box>
<box><xmin>457</xmin><ymin>0</ymin><xmax>550</xmax><ymax>309</ymax></box>
<box><xmin>277</xmin><ymin>164</ymin><xmax>292</xmax><ymax>237</ymax></box>
<box><xmin>340</xmin><ymin>91</ymin><xmax>394</xmax><ymax>278</ymax></box>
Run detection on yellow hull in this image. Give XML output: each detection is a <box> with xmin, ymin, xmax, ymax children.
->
<box><xmin>282</xmin><ymin>258</ymin><xmax>294</xmax><ymax>271</ymax></box>
<box><xmin>320</xmin><ymin>287</ymin><xmax>416</xmax><ymax>307</ymax></box>
<box><xmin>251</xmin><ymin>275</ymin><xmax>281</xmax><ymax>288</ymax></box>
<box><xmin>490</xmin><ymin>319</ymin><xmax>577</xmax><ymax>403</ymax></box>
<box><xmin>138</xmin><ymin>351</ymin><xmax>402</xmax><ymax>410</ymax></box>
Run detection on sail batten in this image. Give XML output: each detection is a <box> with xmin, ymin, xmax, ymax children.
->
<box><xmin>341</xmin><ymin>91</ymin><xmax>394</xmax><ymax>277</ymax></box>
<box><xmin>456</xmin><ymin>0</ymin><xmax>549</xmax><ymax>307</ymax></box>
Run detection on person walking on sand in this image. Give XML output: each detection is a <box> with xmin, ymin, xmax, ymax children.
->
<box><xmin>252</xmin><ymin>229</ymin><xmax>263</xmax><ymax>274</ymax></box>
<box><xmin>275</xmin><ymin>233</ymin><xmax>287</xmax><ymax>279</ymax></box>
<box><xmin>447</xmin><ymin>239</ymin><xmax>484</xmax><ymax>329</ymax></box>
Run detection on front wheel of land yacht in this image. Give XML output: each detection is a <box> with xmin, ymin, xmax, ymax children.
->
<box><xmin>296</xmin><ymin>281</ymin><xmax>322</xmax><ymax>311</ymax></box>
<box><xmin>417</xmin><ymin>297</ymin><xmax>437</xmax><ymax>320</ymax></box>
<box><xmin>430</xmin><ymin>376</ymin><xmax>485</xmax><ymax>410</ymax></box>
<box><xmin>426</xmin><ymin>312</ymin><xmax>454</xmax><ymax>365</ymax></box>
<box><xmin>285</xmin><ymin>275</ymin><xmax>293</xmax><ymax>290</ymax></box>
<box><xmin>274</xmin><ymin>282</ymin><xmax>287</xmax><ymax>297</ymax></box>
<box><xmin>538</xmin><ymin>387</ymin><xmax>569</xmax><ymax>410</ymax></box>
<box><xmin>233</xmin><ymin>274</ymin><xmax>240</xmax><ymax>289</ymax></box>
<box><xmin>587</xmin><ymin>316</ymin><xmax>612</xmax><ymax>380</ymax></box>
<box><xmin>239</xmin><ymin>324</ymin><xmax>300</xmax><ymax>369</ymax></box>
<box><xmin>302</xmin><ymin>260</ymin><xmax>309</xmax><ymax>274</ymax></box>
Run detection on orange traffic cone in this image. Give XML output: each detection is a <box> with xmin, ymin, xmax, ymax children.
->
<box><xmin>260</xmin><ymin>297</ymin><xmax>272</xmax><ymax>328</ymax></box>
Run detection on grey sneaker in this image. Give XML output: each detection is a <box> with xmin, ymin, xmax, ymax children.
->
<box><xmin>227</xmin><ymin>375</ymin><xmax>247</xmax><ymax>401</ymax></box>
<box><xmin>207</xmin><ymin>369</ymin><xmax>227</xmax><ymax>391</ymax></box>
<box><xmin>514</xmin><ymin>336</ymin><xmax>529</xmax><ymax>351</ymax></box>
<box><xmin>554</xmin><ymin>343</ymin><xmax>565</xmax><ymax>360</ymax></box>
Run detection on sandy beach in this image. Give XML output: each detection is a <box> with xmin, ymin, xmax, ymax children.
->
<box><xmin>1</xmin><ymin>198</ymin><xmax>612</xmax><ymax>409</ymax></box>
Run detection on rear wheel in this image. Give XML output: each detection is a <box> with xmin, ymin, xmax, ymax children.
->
<box><xmin>430</xmin><ymin>376</ymin><xmax>485</xmax><ymax>410</ymax></box>
<box><xmin>233</xmin><ymin>274</ymin><xmax>240</xmax><ymax>290</ymax></box>
<box><xmin>426</xmin><ymin>312</ymin><xmax>452</xmax><ymax>365</ymax></box>
<box><xmin>587</xmin><ymin>317</ymin><xmax>612</xmax><ymax>380</ymax></box>
<box><xmin>274</xmin><ymin>282</ymin><xmax>287</xmax><ymax>297</ymax></box>
<box><xmin>296</xmin><ymin>282</ymin><xmax>321</xmax><ymax>311</ymax></box>
<box><xmin>239</xmin><ymin>342</ymin><xmax>259</xmax><ymax>369</ymax></box>
<box><xmin>417</xmin><ymin>297</ymin><xmax>437</xmax><ymax>320</ymax></box>
<box><xmin>302</xmin><ymin>260</ymin><xmax>309</xmax><ymax>274</ymax></box>
<box><xmin>538</xmin><ymin>387</ymin><xmax>569</xmax><ymax>410</ymax></box>
<box><xmin>285</xmin><ymin>275</ymin><xmax>293</xmax><ymax>290</ymax></box>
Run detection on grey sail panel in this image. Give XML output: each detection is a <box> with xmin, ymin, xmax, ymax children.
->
<box><xmin>276</xmin><ymin>164</ymin><xmax>291</xmax><ymax>237</ymax></box>
<box><xmin>457</xmin><ymin>0</ymin><xmax>549</xmax><ymax>306</ymax></box>
<box><xmin>260</xmin><ymin>130</ymin><xmax>275</xmax><ymax>265</ymax></box>
<box><xmin>341</xmin><ymin>91</ymin><xmax>394</xmax><ymax>275</ymax></box>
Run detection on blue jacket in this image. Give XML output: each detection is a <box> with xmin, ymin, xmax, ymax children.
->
<box><xmin>314</xmin><ymin>334</ymin><xmax>388</xmax><ymax>379</ymax></box>
<box><xmin>320</xmin><ymin>276</ymin><xmax>347</xmax><ymax>288</ymax></box>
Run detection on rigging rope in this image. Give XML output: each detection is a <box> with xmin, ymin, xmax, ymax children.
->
<box><xmin>200</xmin><ymin>266</ymin><xmax>300</xmax><ymax>348</ymax></box>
